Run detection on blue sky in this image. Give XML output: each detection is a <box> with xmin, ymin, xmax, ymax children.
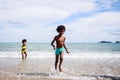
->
<box><xmin>0</xmin><ymin>0</ymin><xmax>120</xmax><ymax>42</ymax></box>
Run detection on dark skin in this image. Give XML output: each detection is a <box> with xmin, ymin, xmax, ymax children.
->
<box><xmin>51</xmin><ymin>30</ymin><xmax>69</xmax><ymax>72</ymax></box>
<box><xmin>22</xmin><ymin>42</ymin><xmax>27</xmax><ymax>60</ymax></box>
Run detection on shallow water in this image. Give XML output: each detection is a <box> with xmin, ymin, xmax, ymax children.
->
<box><xmin>0</xmin><ymin>43</ymin><xmax>120</xmax><ymax>79</ymax></box>
<box><xmin>0</xmin><ymin>58</ymin><xmax>120</xmax><ymax>80</ymax></box>
<box><xmin>0</xmin><ymin>43</ymin><xmax>120</xmax><ymax>59</ymax></box>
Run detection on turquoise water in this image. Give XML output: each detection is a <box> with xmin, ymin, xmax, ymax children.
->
<box><xmin>0</xmin><ymin>43</ymin><xmax>120</xmax><ymax>52</ymax></box>
<box><xmin>0</xmin><ymin>43</ymin><xmax>120</xmax><ymax>58</ymax></box>
<box><xmin>0</xmin><ymin>43</ymin><xmax>120</xmax><ymax>80</ymax></box>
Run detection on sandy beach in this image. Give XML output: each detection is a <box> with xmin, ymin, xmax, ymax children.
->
<box><xmin>0</xmin><ymin>57</ymin><xmax>120</xmax><ymax>80</ymax></box>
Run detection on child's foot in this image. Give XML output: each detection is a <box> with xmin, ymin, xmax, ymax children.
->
<box><xmin>55</xmin><ymin>69</ymin><xmax>57</xmax><ymax>73</ymax></box>
<box><xmin>59</xmin><ymin>67</ymin><xmax>62</xmax><ymax>72</ymax></box>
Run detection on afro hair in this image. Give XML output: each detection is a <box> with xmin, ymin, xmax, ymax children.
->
<box><xmin>22</xmin><ymin>39</ymin><xmax>27</xmax><ymax>43</ymax></box>
<box><xmin>56</xmin><ymin>25</ymin><xmax>66</xmax><ymax>32</ymax></box>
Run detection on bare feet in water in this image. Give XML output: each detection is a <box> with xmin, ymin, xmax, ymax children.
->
<box><xmin>59</xmin><ymin>67</ymin><xmax>62</xmax><ymax>72</ymax></box>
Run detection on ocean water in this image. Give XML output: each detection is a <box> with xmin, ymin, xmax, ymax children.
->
<box><xmin>0</xmin><ymin>42</ymin><xmax>120</xmax><ymax>59</ymax></box>
<box><xmin>0</xmin><ymin>43</ymin><xmax>120</xmax><ymax>80</ymax></box>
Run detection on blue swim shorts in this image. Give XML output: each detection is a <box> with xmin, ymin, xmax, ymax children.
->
<box><xmin>55</xmin><ymin>47</ymin><xmax>65</xmax><ymax>55</ymax></box>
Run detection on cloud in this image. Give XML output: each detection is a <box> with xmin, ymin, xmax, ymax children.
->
<box><xmin>0</xmin><ymin>0</ymin><xmax>97</xmax><ymax>25</ymax></box>
<box><xmin>7</xmin><ymin>21</ymin><xmax>24</xmax><ymax>25</ymax></box>
<box><xmin>110</xmin><ymin>33</ymin><xmax>120</xmax><ymax>36</ymax></box>
<box><xmin>0</xmin><ymin>0</ymin><xmax>120</xmax><ymax>42</ymax></box>
<box><xmin>65</xmin><ymin>11</ymin><xmax>120</xmax><ymax>42</ymax></box>
<box><xmin>110</xmin><ymin>30</ymin><xmax>120</xmax><ymax>36</ymax></box>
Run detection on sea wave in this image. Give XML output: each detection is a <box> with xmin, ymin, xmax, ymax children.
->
<box><xmin>0</xmin><ymin>52</ymin><xmax>120</xmax><ymax>59</ymax></box>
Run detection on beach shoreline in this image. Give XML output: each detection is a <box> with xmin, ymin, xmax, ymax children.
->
<box><xmin>0</xmin><ymin>58</ymin><xmax>120</xmax><ymax>80</ymax></box>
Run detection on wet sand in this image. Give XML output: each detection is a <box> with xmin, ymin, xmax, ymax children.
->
<box><xmin>0</xmin><ymin>58</ymin><xmax>120</xmax><ymax>80</ymax></box>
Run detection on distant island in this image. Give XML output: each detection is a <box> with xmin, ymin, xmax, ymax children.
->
<box><xmin>115</xmin><ymin>41</ymin><xmax>120</xmax><ymax>43</ymax></box>
<box><xmin>99</xmin><ymin>41</ymin><xmax>112</xmax><ymax>43</ymax></box>
<box><xmin>99</xmin><ymin>41</ymin><xmax>120</xmax><ymax>43</ymax></box>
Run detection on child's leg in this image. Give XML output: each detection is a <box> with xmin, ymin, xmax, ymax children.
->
<box><xmin>21</xmin><ymin>52</ymin><xmax>24</xmax><ymax>59</ymax></box>
<box><xmin>59</xmin><ymin>52</ymin><xmax>64</xmax><ymax>72</ymax></box>
<box><xmin>55</xmin><ymin>55</ymin><xmax>59</xmax><ymax>70</ymax></box>
<box><xmin>24</xmin><ymin>52</ymin><xmax>27</xmax><ymax>59</ymax></box>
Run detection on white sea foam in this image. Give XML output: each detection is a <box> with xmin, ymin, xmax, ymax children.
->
<box><xmin>0</xmin><ymin>52</ymin><xmax>120</xmax><ymax>59</ymax></box>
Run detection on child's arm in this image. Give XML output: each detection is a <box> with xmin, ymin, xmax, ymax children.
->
<box><xmin>63</xmin><ymin>37</ymin><xmax>69</xmax><ymax>54</ymax></box>
<box><xmin>51</xmin><ymin>37</ymin><xmax>56</xmax><ymax>50</ymax></box>
<box><xmin>64</xmin><ymin>44</ymin><xmax>69</xmax><ymax>54</ymax></box>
